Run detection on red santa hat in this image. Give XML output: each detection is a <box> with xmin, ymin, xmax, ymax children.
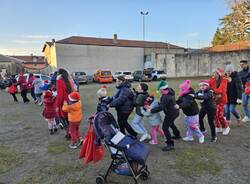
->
<box><xmin>199</xmin><ymin>80</ymin><xmax>209</xmax><ymax>87</ymax></box>
<box><xmin>68</xmin><ymin>92</ymin><xmax>81</xmax><ymax>102</ymax></box>
<box><xmin>215</xmin><ymin>68</ymin><xmax>224</xmax><ymax>76</ymax></box>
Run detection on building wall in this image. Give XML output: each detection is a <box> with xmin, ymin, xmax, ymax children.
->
<box><xmin>0</xmin><ymin>61</ymin><xmax>24</xmax><ymax>75</ymax></box>
<box><xmin>55</xmin><ymin>44</ymin><xmax>144</xmax><ymax>75</ymax></box>
<box><xmin>43</xmin><ymin>43</ymin><xmax>57</xmax><ymax>72</ymax></box>
<box><xmin>157</xmin><ymin>50</ymin><xmax>250</xmax><ymax>78</ymax></box>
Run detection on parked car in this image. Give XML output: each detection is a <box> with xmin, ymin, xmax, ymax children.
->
<box><xmin>133</xmin><ymin>70</ymin><xmax>152</xmax><ymax>82</ymax></box>
<box><xmin>113</xmin><ymin>71</ymin><xmax>134</xmax><ymax>82</ymax></box>
<box><xmin>151</xmin><ymin>70</ymin><xmax>167</xmax><ymax>81</ymax></box>
<box><xmin>16</xmin><ymin>73</ymin><xmax>51</xmax><ymax>84</ymax></box>
<box><xmin>71</xmin><ymin>72</ymin><xmax>88</xmax><ymax>84</ymax></box>
<box><xmin>0</xmin><ymin>79</ymin><xmax>11</xmax><ymax>89</ymax></box>
<box><xmin>93</xmin><ymin>69</ymin><xmax>113</xmax><ymax>83</ymax></box>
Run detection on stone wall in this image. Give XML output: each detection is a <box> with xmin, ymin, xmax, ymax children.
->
<box><xmin>155</xmin><ymin>50</ymin><xmax>250</xmax><ymax>78</ymax></box>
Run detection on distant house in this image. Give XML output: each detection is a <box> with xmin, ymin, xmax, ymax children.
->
<box><xmin>42</xmin><ymin>34</ymin><xmax>185</xmax><ymax>75</ymax></box>
<box><xmin>205</xmin><ymin>40</ymin><xmax>250</xmax><ymax>52</ymax></box>
<box><xmin>0</xmin><ymin>54</ymin><xmax>24</xmax><ymax>76</ymax></box>
<box><xmin>11</xmin><ymin>55</ymin><xmax>50</xmax><ymax>74</ymax></box>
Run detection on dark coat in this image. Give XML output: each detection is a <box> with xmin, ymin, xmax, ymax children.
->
<box><xmin>226</xmin><ymin>71</ymin><xmax>242</xmax><ymax>104</ymax></box>
<box><xmin>195</xmin><ymin>88</ymin><xmax>216</xmax><ymax>110</ymax></box>
<box><xmin>97</xmin><ymin>97</ymin><xmax>113</xmax><ymax>113</ymax></box>
<box><xmin>110</xmin><ymin>81</ymin><xmax>134</xmax><ymax>113</ymax></box>
<box><xmin>151</xmin><ymin>88</ymin><xmax>179</xmax><ymax>118</ymax></box>
<box><xmin>238</xmin><ymin>66</ymin><xmax>250</xmax><ymax>90</ymax></box>
<box><xmin>134</xmin><ymin>92</ymin><xmax>149</xmax><ymax>116</ymax></box>
<box><xmin>176</xmin><ymin>88</ymin><xmax>199</xmax><ymax>116</ymax></box>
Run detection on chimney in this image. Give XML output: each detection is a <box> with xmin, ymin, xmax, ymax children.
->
<box><xmin>113</xmin><ymin>34</ymin><xmax>118</xmax><ymax>44</ymax></box>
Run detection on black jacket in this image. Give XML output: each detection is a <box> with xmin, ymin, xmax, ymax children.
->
<box><xmin>151</xmin><ymin>88</ymin><xmax>179</xmax><ymax>118</ymax></box>
<box><xmin>238</xmin><ymin>66</ymin><xmax>250</xmax><ymax>89</ymax></box>
<box><xmin>97</xmin><ymin>97</ymin><xmax>113</xmax><ymax>113</ymax></box>
<box><xmin>110</xmin><ymin>81</ymin><xmax>134</xmax><ymax>113</ymax></box>
<box><xmin>134</xmin><ymin>92</ymin><xmax>149</xmax><ymax>116</ymax></box>
<box><xmin>195</xmin><ymin>88</ymin><xmax>215</xmax><ymax>110</ymax></box>
<box><xmin>176</xmin><ymin>88</ymin><xmax>199</xmax><ymax>116</ymax></box>
<box><xmin>226</xmin><ymin>72</ymin><xmax>242</xmax><ymax>104</ymax></box>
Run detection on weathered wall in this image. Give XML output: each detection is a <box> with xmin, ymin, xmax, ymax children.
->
<box><xmin>155</xmin><ymin>50</ymin><xmax>250</xmax><ymax>78</ymax></box>
<box><xmin>55</xmin><ymin>44</ymin><xmax>144</xmax><ymax>75</ymax></box>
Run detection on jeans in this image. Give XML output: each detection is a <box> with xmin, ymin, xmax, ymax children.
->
<box><xmin>242</xmin><ymin>93</ymin><xmax>250</xmax><ymax>117</ymax></box>
<box><xmin>224</xmin><ymin>104</ymin><xmax>240</xmax><ymax>121</ymax></box>
<box><xmin>131</xmin><ymin>114</ymin><xmax>147</xmax><ymax>135</ymax></box>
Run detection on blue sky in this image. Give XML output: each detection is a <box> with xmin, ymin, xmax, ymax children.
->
<box><xmin>0</xmin><ymin>0</ymin><xmax>229</xmax><ymax>55</ymax></box>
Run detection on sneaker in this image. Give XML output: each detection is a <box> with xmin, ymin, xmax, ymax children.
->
<box><xmin>182</xmin><ymin>137</ymin><xmax>194</xmax><ymax>141</ymax></box>
<box><xmin>38</xmin><ymin>101</ymin><xmax>43</xmax><ymax>106</ymax></box>
<box><xmin>201</xmin><ymin>130</ymin><xmax>207</xmax><ymax>134</ymax></box>
<box><xmin>216</xmin><ymin>128</ymin><xmax>223</xmax><ymax>133</ymax></box>
<box><xmin>53</xmin><ymin>128</ymin><xmax>58</xmax><ymax>133</ymax></box>
<box><xmin>76</xmin><ymin>138</ymin><xmax>83</xmax><ymax>147</ymax></box>
<box><xmin>222</xmin><ymin>127</ymin><xmax>230</xmax><ymax>135</ymax></box>
<box><xmin>149</xmin><ymin>140</ymin><xmax>158</xmax><ymax>145</ymax></box>
<box><xmin>242</xmin><ymin>116</ymin><xmax>250</xmax><ymax>123</ymax></box>
<box><xmin>140</xmin><ymin>133</ymin><xmax>150</xmax><ymax>142</ymax></box>
<box><xmin>59</xmin><ymin>123</ymin><xmax>64</xmax><ymax>129</ymax></box>
<box><xmin>237</xmin><ymin>118</ymin><xmax>242</xmax><ymax>126</ymax></box>
<box><xmin>172</xmin><ymin>135</ymin><xmax>182</xmax><ymax>140</ymax></box>
<box><xmin>199</xmin><ymin>136</ymin><xmax>205</xmax><ymax>144</ymax></box>
<box><xmin>162</xmin><ymin>144</ymin><xmax>174</xmax><ymax>152</ymax></box>
<box><xmin>211</xmin><ymin>137</ymin><xmax>217</xmax><ymax>143</ymax></box>
<box><xmin>49</xmin><ymin>129</ymin><xmax>54</xmax><ymax>135</ymax></box>
<box><xmin>69</xmin><ymin>143</ymin><xmax>77</xmax><ymax>149</ymax></box>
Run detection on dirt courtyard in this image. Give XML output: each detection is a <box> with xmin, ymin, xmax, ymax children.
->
<box><xmin>0</xmin><ymin>79</ymin><xmax>250</xmax><ymax>184</ymax></box>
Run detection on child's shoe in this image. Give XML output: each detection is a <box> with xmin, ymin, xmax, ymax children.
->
<box><xmin>69</xmin><ymin>143</ymin><xmax>78</xmax><ymax>149</ymax></box>
<box><xmin>182</xmin><ymin>136</ymin><xmax>194</xmax><ymax>141</ymax></box>
<box><xmin>216</xmin><ymin>127</ymin><xmax>223</xmax><ymax>133</ymax></box>
<box><xmin>76</xmin><ymin>138</ymin><xmax>83</xmax><ymax>147</ymax></box>
<box><xmin>222</xmin><ymin>127</ymin><xmax>230</xmax><ymax>135</ymax></box>
<box><xmin>49</xmin><ymin>129</ymin><xmax>54</xmax><ymax>135</ymax></box>
<box><xmin>149</xmin><ymin>140</ymin><xmax>158</xmax><ymax>145</ymax></box>
<box><xmin>201</xmin><ymin>129</ymin><xmax>207</xmax><ymax>134</ymax></box>
<box><xmin>172</xmin><ymin>135</ymin><xmax>182</xmax><ymax>140</ymax></box>
<box><xmin>53</xmin><ymin>128</ymin><xmax>58</xmax><ymax>133</ymax></box>
<box><xmin>162</xmin><ymin>144</ymin><xmax>174</xmax><ymax>152</ymax></box>
<box><xmin>199</xmin><ymin>136</ymin><xmax>205</xmax><ymax>144</ymax></box>
<box><xmin>140</xmin><ymin>133</ymin><xmax>151</xmax><ymax>142</ymax></box>
<box><xmin>211</xmin><ymin>136</ymin><xmax>217</xmax><ymax>143</ymax></box>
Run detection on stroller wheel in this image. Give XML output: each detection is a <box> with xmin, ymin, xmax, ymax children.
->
<box><xmin>96</xmin><ymin>175</ymin><xmax>105</xmax><ymax>184</ymax></box>
<box><xmin>139</xmin><ymin>170</ymin><xmax>149</xmax><ymax>181</ymax></box>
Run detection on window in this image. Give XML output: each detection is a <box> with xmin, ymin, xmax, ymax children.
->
<box><xmin>115</xmin><ymin>72</ymin><xmax>122</xmax><ymax>75</ymax></box>
<box><xmin>123</xmin><ymin>72</ymin><xmax>131</xmax><ymax>75</ymax></box>
<box><xmin>157</xmin><ymin>71</ymin><xmax>165</xmax><ymax>74</ymax></box>
<box><xmin>101</xmin><ymin>71</ymin><xmax>111</xmax><ymax>75</ymax></box>
<box><xmin>75</xmin><ymin>72</ymin><xmax>86</xmax><ymax>76</ymax></box>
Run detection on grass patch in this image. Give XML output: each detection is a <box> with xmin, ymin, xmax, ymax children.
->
<box><xmin>45</xmin><ymin>163</ymin><xmax>85</xmax><ymax>175</ymax></box>
<box><xmin>23</xmin><ymin>125</ymin><xmax>32</xmax><ymax>130</ymax></box>
<box><xmin>0</xmin><ymin>145</ymin><xmax>24</xmax><ymax>173</ymax></box>
<box><xmin>174</xmin><ymin>147</ymin><xmax>222</xmax><ymax>176</ymax></box>
<box><xmin>47</xmin><ymin>140</ymin><xmax>68</xmax><ymax>154</ymax></box>
<box><xmin>17</xmin><ymin>175</ymin><xmax>43</xmax><ymax>184</ymax></box>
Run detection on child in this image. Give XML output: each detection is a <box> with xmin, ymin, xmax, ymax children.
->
<box><xmin>32</xmin><ymin>78</ymin><xmax>43</xmax><ymax>105</ymax></box>
<box><xmin>141</xmin><ymin>94</ymin><xmax>165</xmax><ymax>145</ymax></box>
<box><xmin>42</xmin><ymin>90</ymin><xmax>57</xmax><ymax>135</ymax></box>
<box><xmin>150</xmin><ymin>80</ymin><xmax>180</xmax><ymax>151</ymax></box>
<box><xmin>96</xmin><ymin>85</ymin><xmax>112</xmax><ymax>113</ymax></box>
<box><xmin>131</xmin><ymin>83</ymin><xmax>151</xmax><ymax>142</ymax></box>
<box><xmin>195</xmin><ymin>80</ymin><xmax>217</xmax><ymax>142</ymax></box>
<box><xmin>176</xmin><ymin>80</ymin><xmax>204</xmax><ymax>144</ymax></box>
<box><xmin>62</xmin><ymin>91</ymin><xmax>83</xmax><ymax>149</ymax></box>
<box><xmin>7</xmin><ymin>76</ymin><xmax>18</xmax><ymax>102</ymax></box>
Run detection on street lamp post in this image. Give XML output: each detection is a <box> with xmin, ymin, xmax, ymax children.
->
<box><xmin>140</xmin><ymin>11</ymin><xmax>148</xmax><ymax>41</ymax></box>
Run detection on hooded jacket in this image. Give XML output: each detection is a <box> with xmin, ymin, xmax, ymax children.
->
<box><xmin>110</xmin><ymin>81</ymin><xmax>134</xmax><ymax>113</ymax></box>
<box><xmin>226</xmin><ymin>71</ymin><xmax>242</xmax><ymax>104</ymax></box>
<box><xmin>42</xmin><ymin>91</ymin><xmax>56</xmax><ymax>119</ymax></box>
<box><xmin>209</xmin><ymin>76</ymin><xmax>228</xmax><ymax>104</ymax></box>
<box><xmin>62</xmin><ymin>101</ymin><xmax>83</xmax><ymax>123</ymax></box>
<box><xmin>195</xmin><ymin>88</ymin><xmax>215</xmax><ymax>110</ymax></box>
<box><xmin>134</xmin><ymin>91</ymin><xmax>149</xmax><ymax>116</ymax></box>
<box><xmin>151</xmin><ymin>88</ymin><xmax>179</xmax><ymax>118</ymax></box>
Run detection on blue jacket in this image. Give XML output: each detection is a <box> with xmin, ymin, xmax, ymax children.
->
<box><xmin>97</xmin><ymin>96</ymin><xmax>113</xmax><ymax>113</ymax></box>
<box><xmin>110</xmin><ymin>81</ymin><xmax>134</xmax><ymax>113</ymax></box>
<box><xmin>141</xmin><ymin>100</ymin><xmax>162</xmax><ymax>126</ymax></box>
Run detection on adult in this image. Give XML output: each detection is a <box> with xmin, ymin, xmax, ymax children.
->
<box><xmin>209</xmin><ymin>68</ymin><xmax>230</xmax><ymax>135</ymax></box>
<box><xmin>224</xmin><ymin>64</ymin><xmax>242</xmax><ymax>125</ymax></box>
<box><xmin>28</xmin><ymin>73</ymin><xmax>36</xmax><ymax>102</ymax></box>
<box><xmin>17</xmin><ymin>73</ymin><xmax>30</xmax><ymax>103</ymax></box>
<box><xmin>56</xmin><ymin>68</ymin><xmax>76</xmax><ymax>139</ymax></box>
<box><xmin>109</xmin><ymin>76</ymin><xmax>137</xmax><ymax>137</ymax></box>
<box><xmin>238</xmin><ymin>60</ymin><xmax>250</xmax><ymax>122</ymax></box>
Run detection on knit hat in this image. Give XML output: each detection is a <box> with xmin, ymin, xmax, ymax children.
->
<box><xmin>225</xmin><ymin>64</ymin><xmax>234</xmax><ymax>73</ymax></box>
<box><xmin>97</xmin><ymin>85</ymin><xmax>107</xmax><ymax>98</ymax></box>
<box><xmin>68</xmin><ymin>91</ymin><xmax>81</xmax><ymax>101</ymax></box>
<box><xmin>140</xmin><ymin>83</ymin><xmax>148</xmax><ymax>92</ymax></box>
<box><xmin>215</xmin><ymin>68</ymin><xmax>224</xmax><ymax>76</ymax></box>
<box><xmin>199</xmin><ymin>80</ymin><xmax>209</xmax><ymax>87</ymax></box>
<box><xmin>179</xmin><ymin>80</ymin><xmax>191</xmax><ymax>96</ymax></box>
<box><xmin>157</xmin><ymin>80</ymin><xmax>168</xmax><ymax>90</ymax></box>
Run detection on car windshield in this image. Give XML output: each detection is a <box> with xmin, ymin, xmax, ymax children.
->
<box><xmin>75</xmin><ymin>72</ymin><xmax>86</xmax><ymax>76</ymax></box>
<box><xmin>101</xmin><ymin>71</ymin><xmax>111</xmax><ymax>75</ymax></box>
<box><xmin>115</xmin><ymin>72</ymin><xmax>122</xmax><ymax>75</ymax></box>
<box><xmin>123</xmin><ymin>72</ymin><xmax>131</xmax><ymax>75</ymax></box>
<box><xmin>157</xmin><ymin>71</ymin><xmax>165</xmax><ymax>74</ymax></box>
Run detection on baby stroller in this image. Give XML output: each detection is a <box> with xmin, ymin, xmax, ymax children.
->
<box><xmin>93</xmin><ymin>111</ymin><xmax>150</xmax><ymax>184</ymax></box>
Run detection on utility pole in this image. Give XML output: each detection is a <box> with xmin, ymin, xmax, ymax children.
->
<box><xmin>140</xmin><ymin>11</ymin><xmax>149</xmax><ymax>41</ymax></box>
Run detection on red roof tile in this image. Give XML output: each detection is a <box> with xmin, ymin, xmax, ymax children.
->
<box><xmin>56</xmin><ymin>36</ymin><xmax>184</xmax><ymax>49</ymax></box>
<box><xmin>206</xmin><ymin>41</ymin><xmax>250</xmax><ymax>52</ymax></box>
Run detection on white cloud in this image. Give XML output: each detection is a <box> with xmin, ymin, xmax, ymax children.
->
<box><xmin>0</xmin><ymin>48</ymin><xmax>42</xmax><ymax>55</ymax></box>
<box><xmin>187</xmin><ymin>32</ymin><xmax>200</xmax><ymax>37</ymax></box>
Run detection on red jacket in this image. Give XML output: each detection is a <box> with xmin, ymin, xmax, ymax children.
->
<box><xmin>209</xmin><ymin>76</ymin><xmax>228</xmax><ymax>104</ymax></box>
<box><xmin>17</xmin><ymin>75</ymin><xmax>28</xmax><ymax>91</ymax></box>
<box><xmin>43</xmin><ymin>91</ymin><xmax>56</xmax><ymax>119</ymax></box>
<box><xmin>56</xmin><ymin>79</ymin><xmax>69</xmax><ymax>118</ymax></box>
